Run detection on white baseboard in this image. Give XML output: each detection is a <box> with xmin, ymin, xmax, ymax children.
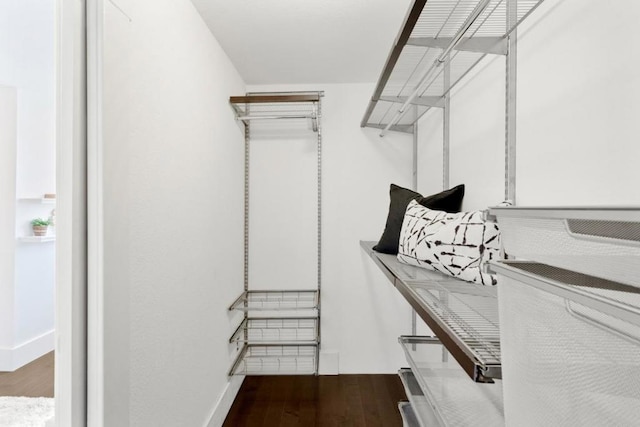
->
<box><xmin>319</xmin><ymin>350</ymin><xmax>339</xmax><ymax>375</ymax></box>
<box><xmin>0</xmin><ymin>330</ymin><xmax>55</xmax><ymax>372</ymax></box>
<box><xmin>206</xmin><ymin>375</ymin><xmax>245</xmax><ymax>427</ymax></box>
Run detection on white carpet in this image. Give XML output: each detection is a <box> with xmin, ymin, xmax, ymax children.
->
<box><xmin>0</xmin><ymin>397</ymin><xmax>54</xmax><ymax>427</ymax></box>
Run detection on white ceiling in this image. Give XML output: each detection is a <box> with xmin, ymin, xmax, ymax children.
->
<box><xmin>190</xmin><ymin>0</ymin><xmax>413</xmax><ymax>85</ymax></box>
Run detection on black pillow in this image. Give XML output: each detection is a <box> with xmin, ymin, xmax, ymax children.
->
<box><xmin>373</xmin><ymin>184</ymin><xmax>465</xmax><ymax>254</ymax></box>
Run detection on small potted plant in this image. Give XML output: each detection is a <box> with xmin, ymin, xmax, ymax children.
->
<box><xmin>31</xmin><ymin>218</ymin><xmax>51</xmax><ymax>236</ymax></box>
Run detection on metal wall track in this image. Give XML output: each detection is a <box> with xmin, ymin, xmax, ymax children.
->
<box><xmin>244</xmin><ymin>106</ymin><xmax>250</xmax><ymax>291</ymax></box>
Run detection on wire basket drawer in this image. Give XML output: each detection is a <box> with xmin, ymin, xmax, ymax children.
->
<box><xmin>493</xmin><ymin>261</ymin><xmax>640</xmax><ymax>427</ymax></box>
<box><xmin>229</xmin><ymin>317</ymin><xmax>318</xmax><ymax>345</ymax></box>
<box><xmin>230</xmin><ymin>344</ymin><xmax>318</xmax><ymax>376</ymax></box>
<box><xmin>490</xmin><ymin>207</ymin><xmax>640</xmax><ymax>287</ymax></box>
<box><xmin>228</xmin><ymin>290</ymin><xmax>319</xmax><ymax>312</ymax></box>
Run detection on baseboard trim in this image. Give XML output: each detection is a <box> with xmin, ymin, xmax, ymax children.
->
<box><xmin>319</xmin><ymin>350</ymin><xmax>339</xmax><ymax>375</ymax></box>
<box><xmin>206</xmin><ymin>375</ymin><xmax>245</xmax><ymax>427</ymax></box>
<box><xmin>0</xmin><ymin>330</ymin><xmax>55</xmax><ymax>372</ymax></box>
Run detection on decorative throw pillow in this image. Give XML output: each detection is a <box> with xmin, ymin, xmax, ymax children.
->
<box><xmin>397</xmin><ymin>200</ymin><xmax>502</xmax><ymax>286</ymax></box>
<box><xmin>373</xmin><ymin>184</ymin><xmax>465</xmax><ymax>254</ymax></box>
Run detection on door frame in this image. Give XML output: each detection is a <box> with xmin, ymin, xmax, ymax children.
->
<box><xmin>55</xmin><ymin>0</ymin><xmax>88</xmax><ymax>425</ymax></box>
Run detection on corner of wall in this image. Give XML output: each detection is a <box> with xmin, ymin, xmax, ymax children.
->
<box><xmin>205</xmin><ymin>375</ymin><xmax>245</xmax><ymax>427</ymax></box>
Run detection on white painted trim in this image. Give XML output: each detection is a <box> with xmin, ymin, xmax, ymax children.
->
<box><xmin>206</xmin><ymin>376</ymin><xmax>245</xmax><ymax>427</ymax></box>
<box><xmin>86</xmin><ymin>0</ymin><xmax>105</xmax><ymax>425</ymax></box>
<box><xmin>0</xmin><ymin>330</ymin><xmax>55</xmax><ymax>372</ymax></box>
<box><xmin>16</xmin><ymin>197</ymin><xmax>57</xmax><ymax>204</ymax></box>
<box><xmin>56</xmin><ymin>0</ymin><xmax>88</xmax><ymax>426</ymax></box>
<box><xmin>319</xmin><ymin>350</ymin><xmax>339</xmax><ymax>375</ymax></box>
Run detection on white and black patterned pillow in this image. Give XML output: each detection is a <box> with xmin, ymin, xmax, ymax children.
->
<box><xmin>397</xmin><ymin>200</ymin><xmax>503</xmax><ymax>286</ymax></box>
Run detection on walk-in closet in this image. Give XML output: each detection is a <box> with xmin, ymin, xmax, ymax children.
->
<box><xmin>32</xmin><ymin>0</ymin><xmax>640</xmax><ymax>425</ymax></box>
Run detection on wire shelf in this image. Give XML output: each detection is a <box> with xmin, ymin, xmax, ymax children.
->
<box><xmin>229</xmin><ymin>344</ymin><xmax>318</xmax><ymax>376</ymax></box>
<box><xmin>362</xmin><ymin>0</ymin><xmax>545</xmax><ymax>132</ymax></box>
<box><xmin>399</xmin><ymin>401</ymin><xmax>421</xmax><ymax>427</ymax></box>
<box><xmin>405</xmin><ymin>279</ymin><xmax>501</xmax><ymax>373</ymax></box>
<box><xmin>400</xmin><ymin>336</ymin><xmax>505</xmax><ymax>427</ymax></box>
<box><xmin>399</xmin><ymin>369</ymin><xmax>442</xmax><ymax>426</ymax></box>
<box><xmin>228</xmin><ymin>290</ymin><xmax>319</xmax><ymax>312</ymax></box>
<box><xmin>229</xmin><ymin>317</ymin><xmax>319</xmax><ymax>345</ymax></box>
<box><xmin>362</xmin><ymin>241</ymin><xmax>501</xmax><ymax>381</ymax></box>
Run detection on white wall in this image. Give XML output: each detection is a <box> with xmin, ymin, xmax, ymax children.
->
<box><xmin>14</xmin><ymin>239</ymin><xmax>55</xmax><ymax>344</ymax></box>
<box><xmin>94</xmin><ymin>0</ymin><xmax>640</xmax><ymax>423</ymax></box>
<box><xmin>0</xmin><ymin>86</ymin><xmax>17</xmax><ymax>365</ymax></box>
<box><xmin>0</xmin><ymin>0</ymin><xmax>56</xmax><ymax>197</ymax></box>
<box><xmin>248</xmin><ymin>83</ymin><xmax>415</xmax><ymax>373</ymax></box>
<box><xmin>0</xmin><ymin>0</ymin><xmax>56</xmax><ymax>372</ymax></box>
<box><xmin>516</xmin><ymin>0</ymin><xmax>640</xmax><ymax>205</ymax></box>
<box><xmin>99</xmin><ymin>0</ymin><xmax>246</xmax><ymax>424</ymax></box>
<box><xmin>418</xmin><ymin>0</ymin><xmax>640</xmax><ymax>209</ymax></box>
<box><xmin>416</xmin><ymin>107</ymin><xmax>443</xmax><ymax>196</ymax></box>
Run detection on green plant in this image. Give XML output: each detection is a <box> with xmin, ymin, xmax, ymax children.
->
<box><xmin>31</xmin><ymin>218</ymin><xmax>51</xmax><ymax>227</ymax></box>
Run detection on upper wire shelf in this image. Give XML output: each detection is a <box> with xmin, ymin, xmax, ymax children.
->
<box><xmin>230</xmin><ymin>92</ymin><xmax>323</xmax><ymax>131</ymax></box>
<box><xmin>361</xmin><ymin>241</ymin><xmax>501</xmax><ymax>382</ymax></box>
<box><xmin>361</xmin><ymin>0</ymin><xmax>545</xmax><ymax>134</ymax></box>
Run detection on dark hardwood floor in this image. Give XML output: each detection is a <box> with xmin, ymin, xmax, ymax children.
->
<box><xmin>0</xmin><ymin>351</ymin><xmax>54</xmax><ymax>398</ymax></box>
<box><xmin>224</xmin><ymin>375</ymin><xmax>407</xmax><ymax>427</ymax></box>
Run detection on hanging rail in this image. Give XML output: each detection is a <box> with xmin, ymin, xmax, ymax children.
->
<box><xmin>230</xmin><ymin>93</ymin><xmax>321</xmax><ymax>131</ymax></box>
<box><xmin>236</xmin><ymin>115</ymin><xmax>316</xmax><ymax>121</ymax></box>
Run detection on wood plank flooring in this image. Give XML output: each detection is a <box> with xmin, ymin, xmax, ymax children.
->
<box><xmin>0</xmin><ymin>351</ymin><xmax>54</xmax><ymax>398</ymax></box>
<box><xmin>224</xmin><ymin>375</ymin><xmax>407</xmax><ymax>427</ymax></box>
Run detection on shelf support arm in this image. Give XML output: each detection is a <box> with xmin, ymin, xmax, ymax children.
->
<box><xmin>407</xmin><ymin>36</ymin><xmax>507</xmax><ymax>55</ymax></box>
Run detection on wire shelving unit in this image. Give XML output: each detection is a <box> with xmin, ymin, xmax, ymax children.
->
<box><xmin>228</xmin><ymin>92</ymin><xmax>323</xmax><ymax>376</ymax></box>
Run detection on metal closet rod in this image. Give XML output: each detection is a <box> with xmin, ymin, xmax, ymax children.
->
<box><xmin>237</xmin><ymin>114</ymin><xmax>316</xmax><ymax>121</ymax></box>
<box><xmin>380</xmin><ymin>0</ymin><xmax>492</xmax><ymax>137</ymax></box>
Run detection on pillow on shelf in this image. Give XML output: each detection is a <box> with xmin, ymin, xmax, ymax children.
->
<box><xmin>373</xmin><ymin>184</ymin><xmax>465</xmax><ymax>254</ymax></box>
<box><xmin>397</xmin><ymin>200</ymin><xmax>503</xmax><ymax>286</ymax></box>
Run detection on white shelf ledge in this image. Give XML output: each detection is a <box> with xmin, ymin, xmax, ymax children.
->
<box><xmin>17</xmin><ymin>197</ymin><xmax>56</xmax><ymax>204</ymax></box>
<box><xmin>17</xmin><ymin>236</ymin><xmax>56</xmax><ymax>243</ymax></box>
